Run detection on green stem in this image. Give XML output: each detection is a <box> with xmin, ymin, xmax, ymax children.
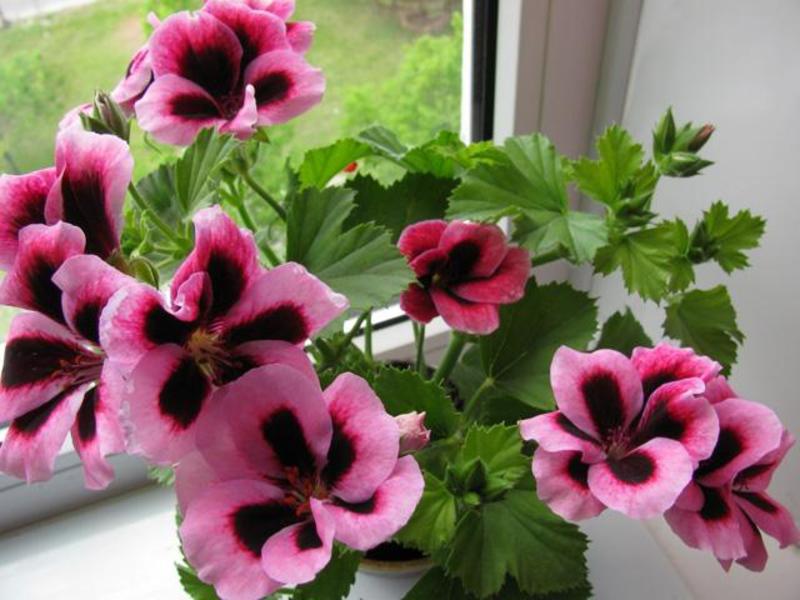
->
<box><xmin>463</xmin><ymin>377</ymin><xmax>494</xmax><ymax>422</ymax></box>
<box><xmin>364</xmin><ymin>311</ymin><xmax>373</xmax><ymax>362</ymax></box>
<box><xmin>432</xmin><ymin>332</ymin><xmax>467</xmax><ymax>385</ymax></box>
<box><xmin>128</xmin><ymin>183</ymin><xmax>187</xmax><ymax>248</ymax></box>
<box><xmin>342</xmin><ymin>309</ymin><xmax>370</xmax><ymax>349</ymax></box>
<box><xmin>235</xmin><ymin>202</ymin><xmax>280</xmax><ymax>267</ymax></box>
<box><xmin>240</xmin><ymin>170</ymin><xmax>287</xmax><ymax>221</ymax></box>
<box><xmin>531</xmin><ymin>248</ymin><xmax>562</xmax><ymax>268</ymax></box>
<box><xmin>413</xmin><ymin>323</ymin><xmax>426</xmax><ymax>374</ymax></box>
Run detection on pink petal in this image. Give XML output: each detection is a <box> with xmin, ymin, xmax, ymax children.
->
<box><xmin>324</xmin><ymin>455</ymin><xmax>424</xmax><ymax>551</ymax></box>
<box><xmin>48</xmin><ymin>127</ymin><xmax>133</xmax><ymax>258</ymax></box>
<box><xmin>703</xmin><ymin>375</ymin><xmax>737</xmax><ymax>404</ymax></box>
<box><xmin>439</xmin><ymin>221</ymin><xmax>509</xmax><ymax>278</ymax></box>
<box><xmin>399</xmin><ymin>283</ymin><xmax>438</xmax><ymax>324</ymax></box>
<box><xmin>219</xmin><ymin>84</ymin><xmax>259</xmax><ymax>140</ymax></box>
<box><xmin>320</xmin><ymin>373</ymin><xmax>399</xmax><ymax>503</ymax></box>
<box><xmin>57</xmin><ymin>103</ymin><xmax>93</xmax><ymax>132</ymax></box>
<box><xmin>664</xmin><ymin>483</ymin><xmax>747</xmax><ymax>561</ymax></box>
<box><xmin>695</xmin><ymin>398</ymin><xmax>784</xmax><ymax>488</ymax></box>
<box><xmin>0</xmin><ymin>312</ymin><xmax>95</xmax><ymax>421</ymax></box>
<box><xmin>734</xmin><ymin>491</ymin><xmax>800</xmax><ymax>548</ymax></box>
<box><xmin>0</xmin><ymin>222</ymin><xmax>85</xmax><ymax>324</ymax></box>
<box><xmin>261</xmin><ymin>498</ymin><xmax>334</xmax><ymax>585</ymax></box>
<box><xmin>450</xmin><ymin>246</ymin><xmax>530</xmax><ymax>304</ymax></box>
<box><xmin>286</xmin><ymin>21</ymin><xmax>314</xmax><ymax>53</ymax></box>
<box><xmin>631</xmin><ymin>343</ymin><xmax>721</xmax><ymax>400</ymax></box>
<box><xmin>732</xmin><ymin>509</ymin><xmax>769</xmax><ymax>572</ymax></box>
<box><xmin>233</xmin><ymin>339</ymin><xmax>319</xmax><ymax>386</ymax></box>
<box><xmin>198</xmin><ymin>364</ymin><xmax>331</xmax><ymax>480</ymax></box>
<box><xmin>633</xmin><ymin>378</ymin><xmax>720</xmax><ymax>465</ymax></box>
<box><xmin>519</xmin><ymin>411</ymin><xmax>604</xmax><ymax>463</ymax></box>
<box><xmin>397</xmin><ymin>219</ymin><xmax>447</xmax><ymax>261</ymax></box>
<box><xmin>100</xmin><ymin>283</ymin><xmax>195</xmax><ymax>368</ymax></box>
<box><xmin>71</xmin><ymin>364</ymin><xmax>126</xmax><ymax>490</ymax></box>
<box><xmin>550</xmin><ymin>346</ymin><xmax>643</xmax><ymax>444</ymax></box>
<box><xmin>408</xmin><ymin>247</ymin><xmax>446</xmax><ymax>278</ymax></box>
<box><xmin>135</xmin><ymin>74</ymin><xmax>226</xmax><ymax>146</ymax></box>
<box><xmin>429</xmin><ymin>287</ymin><xmax>499</xmax><ymax>335</ymax></box>
<box><xmin>734</xmin><ymin>429</ymin><xmax>795</xmax><ymax>492</ymax></box>
<box><xmin>175</xmin><ymin>451</ymin><xmax>220</xmax><ymax>515</ymax></box>
<box><xmin>204</xmin><ymin>0</ymin><xmax>290</xmax><ymax>62</ymax></box>
<box><xmin>0</xmin><ymin>383</ymin><xmax>88</xmax><ymax>483</ymax></box>
<box><xmin>180</xmin><ymin>479</ymin><xmax>287</xmax><ymax>600</ymax></box>
<box><xmin>219</xmin><ymin>262</ymin><xmax>347</xmax><ymax>346</ymax></box>
<box><xmin>53</xmin><ymin>254</ymin><xmax>135</xmax><ymax>345</ymax></box>
<box><xmin>244</xmin><ymin>0</ymin><xmax>295</xmax><ymax>20</ymax></box>
<box><xmin>111</xmin><ymin>45</ymin><xmax>153</xmax><ymax>115</ymax></box>
<box><xmin>171</xmin><ymin>206</ymin><xmax>262</xmax><ymax>319</ymax></box>
<box><xmin>0</xmin><ymin>168</ymin><xmax>54</xmax><ymax>269</ymax></box>
<box><xmin>588</xmin><ymin>438</ymin><xmax>693</xmax><ymax>519</ymax></box>
<box><xmin>531</xmin><ymin>448</ymin><xmax>606</xmax><ymax>521</ymax></box>
<box><xmin>244</xmin><ymin>50</ymin><xmax>325</xmax><ymax>126</ymax></box>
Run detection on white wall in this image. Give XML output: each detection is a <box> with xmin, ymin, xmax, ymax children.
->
<box><xmin>588</xmin><ymin>1</ymin><xmax>800</xmax><ymax>597</ymax></box>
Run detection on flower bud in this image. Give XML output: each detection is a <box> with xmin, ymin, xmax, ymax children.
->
<box><xmin>395</xmin><ymin>411</ymin><xmax>430</xmax><ymax>455</ymax></box>
<box><xmin>80</xmin><ymin>92</ymin><xmax>131</xmax><ymax>142</ymax></box>
<box><xmin>687</xmin><ymin>124</ymin><xmax>715</xmax><ymax>152</ymax></box>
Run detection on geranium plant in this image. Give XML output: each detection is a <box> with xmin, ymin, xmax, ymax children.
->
<box><xmin>0</xmin><ymin>1</ymin><xmax>797</xmax><ymax>599</ymax></box>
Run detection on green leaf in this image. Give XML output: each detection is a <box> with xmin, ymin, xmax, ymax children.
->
<box><xmin>479</xmin><ymin>281</ymin><xmax>597</xmax><ymax>409</ymax></box>
<box><xmin>404</xmin><ymin>569</ymin><xmax>591</xmax><ymax>600</ymax></box>
<box><xmin>373</xmin><ymin>367</ymin><xmax>459</xmax><ymax>438</ymax></box>
<box><xmin>396</xmin><ymin>473</ymin><xmax>458</xmax><ymax>554</ymax></box>
<box><xmin>345</xmin><ymin>172</ymin><xmax>455</xmax><ymax>242</ymax></box>
<box><xmin>298</xmin><ymin>138</ymin><xmax>372</xmax><ymax>189</ymax></box>
<box><xmin>357</xmin><ymin>125</ymin><xmax>409</xmax><ymax>162</ymax></box>
<box><xmin>594</xmin><ymin>222</ymin><xmax>686</xmax><ymax>301</ymax></box>
<box><xmin>286</xmin><ymin>187</ymin><xmax>413</xmax><ymax>311</ymax></box>
<box><xmin>690</xmin><ymin>201</ymin><xmax>766</xmax><ymax>273</ymax></box>
<box><xmin>595</xmin><ymin>308</ymin><xmax>652</xmax><ymax>356</ymax></box>
<box><xmin>292</xmin><ymin>546</ymin><xmax>361</xmax><ymax>600</ymax></box>
<box><xmin>176</xmin><ymin>562</ymin><xmax>220</xmax><ymax>600</ymax></box>
<box><xmin>174</xmin><ymin>128</ymin><xmax>237</xmax><ymax>214</ymax></box>
<box><xmin>444</xmin><ymin>490</ymin><xmax>588</xmax><ymax>598</ymax></box>
<box><xmin>457</xmin><ymin>425</ymin><xmax>529</xmax><ymax>498</ymax></box>
<box><xmin>663</xmin><ymin>286</ymin><xmax>744</xmax><ymax>374</ymax></box>
<box><xmin>518</xmin><ymin>211</ymin><xmax>608</xmax><ymax>264</ymax></box>
<box><xmin>572</xmin><ymin>125</ymin><xmax>644</xmax><ymax>208</ymax></box>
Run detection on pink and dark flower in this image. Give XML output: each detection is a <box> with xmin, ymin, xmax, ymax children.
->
<box><xmin>136</xmin><ymin>3</ymin><xmax>324</xmax><ymax>145</ymax></box>
<box><xmin>397</xmin><ymin>220</ymin><xmax>530</xmax><ymax>335</ymax></box>
<box><xmin>100</xmin><ymin>206</ymin><xmax>347</xmax><ymax>464</ymax></box>
<box><xmin>520</xmin><ymin>346</ymin><xmax>720</xmax><ymax>520</ymax></box>
<box><xmin>0</xmin><ymin>226</ymin><xmax>135</xmax><ymax>488</ymax></box>
<box><xmin>176</xmin><ymin>363</ymin><xmax>424</xmax><ymax>600</ymax></box>
<box><xmin>111</xmin><ymin>45</ymin><xmax>154</xmax><ymax>115</ymax></box>
<box><xmin>631</xmin><ymin>343</ymin><xmax>721</xmax><ymax>403</ymax></box>
<box><xmin>0</xmin><ymin>168</ymin><xmax>56</xmax><ymax>269</ymax></box>
<box><xmin>665</xmin><ymin>398</ymin><xmax>800</xmax><ymax>571</ymax></box>
<box><xmin>204</xmin><ymin>0</ymin><xmax>314</xmax><ymax>53</ymax></box>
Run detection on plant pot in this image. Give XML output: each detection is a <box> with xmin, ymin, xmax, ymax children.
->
<box><xmin>347</xmin><ymin>543</ymin><xmax>431</xmax><ymax>600</ymax></box>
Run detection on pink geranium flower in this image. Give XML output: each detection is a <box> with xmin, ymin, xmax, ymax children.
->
<box><xmin>0</xmin><ymin>224</ymin><xmax>135</xmax><ymax>488</ymax></box>
<box><xmin>175</xmin><ymin>362</ymin><xmax>424</xmax><ymax>600</ymax></box>
<box><xmin>665</xmin><ymin>395</ymin><xmax>800</xmax><ymax>571</ymax></box>
<box><xmin>397</xmin><ymin>220</ymin><xmax>530</xmax><ymax>335</ymax></box>
<box><xmin>136</xmin><ymin>1</ymin><xmax>324</xmax><ymax>145</ymax></box>
<box><xmin>520</xmin><ymin>344</ymin><xmax>722</xmax><ymax>520</ymax></box>
<box><xmin>210</xmin><ymin>0</ymin><xmax>316</xmax><ymax>53</ymax></box>
<box><xmin>100</xmin><ymin>206</ymin><xmax>347</xmax><ymax>464</ymax></box>
<box><xmin>111</xmin><ymin>45</ymin><xmax>154</xmax><ymax>115</ymax></box>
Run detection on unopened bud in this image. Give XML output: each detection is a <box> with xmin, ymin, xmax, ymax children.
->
<box><xmin>687</xmin><ymin>124</ymin><xmax>715</xmax><ymax>152</ymax></box>
<box><xmin>396</xmin><ymin>411</ymin><xmax>430</xmax><ymax>455</ymax></box>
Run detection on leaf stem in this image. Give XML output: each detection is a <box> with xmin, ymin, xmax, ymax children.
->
<box><xmin>432</xmin><ymin>331</ymin><xmax>467</xmax><ymax>384</ymax></box>
<box><xmin>530</xmin><ymin>248</ymin><xmax>562</xmax><ymax>268</ymax></box>
<box><xmin>240</xmin><ymin>169</ymin><xmax>287</xmax><ymax>221</ymax></box>
<box><xmin>364</xmin><ymin>311</ymin><xmax>373</xmax><ymax>361</ymax></box>
<box><xmin>463</xmin><ymin>377</ymin><xmax>494</xmax><ymax>422</ymax></box>
<box><xmin>234</xmin><ymin>201</ymin><xmax>281</xmax><ymax>267</ymax></box>
<box><xmin>413</xmin><ymin>322</ymin><xmax>426</xmax><ymax>374</ymax></box>
<box><xmin>128</xmin><ymin>183</ymin><xmax>188</xmax><ymax>249</ymax></box>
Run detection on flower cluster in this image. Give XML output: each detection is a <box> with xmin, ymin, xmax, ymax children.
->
<box><xmin>520</xmin><ymin>343</ymin><xmax>798</xmax><ymax>570</ymax></box>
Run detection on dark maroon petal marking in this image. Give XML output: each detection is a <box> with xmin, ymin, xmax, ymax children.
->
<box><xmin>213</xmin><ymin>353</ymin><xmax>258</xmax><ymax>386</ymax></box>
<box><xmin>261</xmin><ymin>408</ymin><xmax>317</xmax><ymax>476</ymax></box>
<box><xmin>582</xmin><ymin>372</ymin><xmax>625</xmax><ymax>441</ymax></box>
<box><xmin>158</xmin><ymin>357</ymin><xmax>209</xmax><ymax>430</ymax></box>
<box><xmin>556</xmin><ymin>413</ymin><xmax>600</xmax><ymax>445</ymax></box>
<box><xmin>76</xmin><ymin>387</ymin><xmax>98</xmax><ymax>443</ymax></box>
<box><xmin>12</xmin><ymin>390</ymin><xmax>71</xmax><ymax>436</ymax></box>
<box><xmin>170</xmin><ymin>94</ymin><xmax>221</xmax><ymax>120</ymax></box>
<box><xmin>1</xmin><ymin>336</ymin><xmax>84</xmax><ymax>388</ymax></box>
<box><xmin>632</xmin><ymin>401</ymin><xmax>684</xmax><ymax>446</ymax></box>
<box><xmin>61</xmin><ymin>170</ymin><xmax>117</xmax><ymax>258</ymax></box>
<box><xmin>179</xmin><ymin>46</ymin><xmax>238</xmax><ymax>98</ymax></box>
<box><xmin>642</xmin><ymin>371</ymin><xmax>675</xmax><ymax>401</ymax></box>
<box><xmin>734</xmin><ymin>463</ymin><xmax>772</xmax><ymax>487</ymax></box>
<box><xmin>144</xmin><ymin>305</ymin><xmax>195</xmax><ymax>346</ymax></box>
<box><xmin>735</xmin><ymin>491</ymin><xmax>778</xmax><ymax>514</ymax></box>
<box><xmin>27</xmin><ymin>258</ymin><xmax>65</xmax><ymax>324</ymax></box>
<box><xmin>607</xmin><ymin>452</ymin><xmax>654</xmax><ymax>485</ymax></box>
<box><xmin>206</xmin><ymin>252</ymin><xmax>246</xmax><ymax>318</ymax></box>
<box><xmin>333</xmin><ymin>495</ymin><xmax>377</xmax><ymax>515</ymax></box>
<box><xmin>695</xmin><ymin>428</ymin><xmax>742</xmax><ymax>478</ymax></box>
<box><xmin>566</xmin><ymin>454</ymin><xmax>590</xmax><ymax>489</ymax></box>
<box><xmin>232</xmin><ymin>502</ymin><xmax>298</xmax><ymax>557</ymax></box>
<box><xmin>439</xmin><ymin>241</ymin><xmax>480</xmax><ymax>284</ymax></box>
<box><xmin>10</xmin><ymin>193</ymin><xmax>46</xmax><ymax>235</ymax></box>
<box><xmin>73</xmin><ymin>301</ymin><xmax>102</xmax><ymax>345</ymax></box>
<box><xmin>321</xmin><ymin>419</ymin><xmax>356</xmax><ymax>488</ymax></box>
<box><xmin>225</xmin><ymin>304</ymin><xmax>308</xmax><ymax>346</ymax></box>
<box><xmin>253</xmin><ymin>72</ymin><xmax>291</xmax><ymax>106</ymax></box>
<box><xmin>699</xmin><ymin>485</ymin><xmax>730</xmax><ymax>521</ymax></box>
<box><xmin>296</xmin><ymin>521</ymin><xmax>323</xmax><ymax>550</ymax></box>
